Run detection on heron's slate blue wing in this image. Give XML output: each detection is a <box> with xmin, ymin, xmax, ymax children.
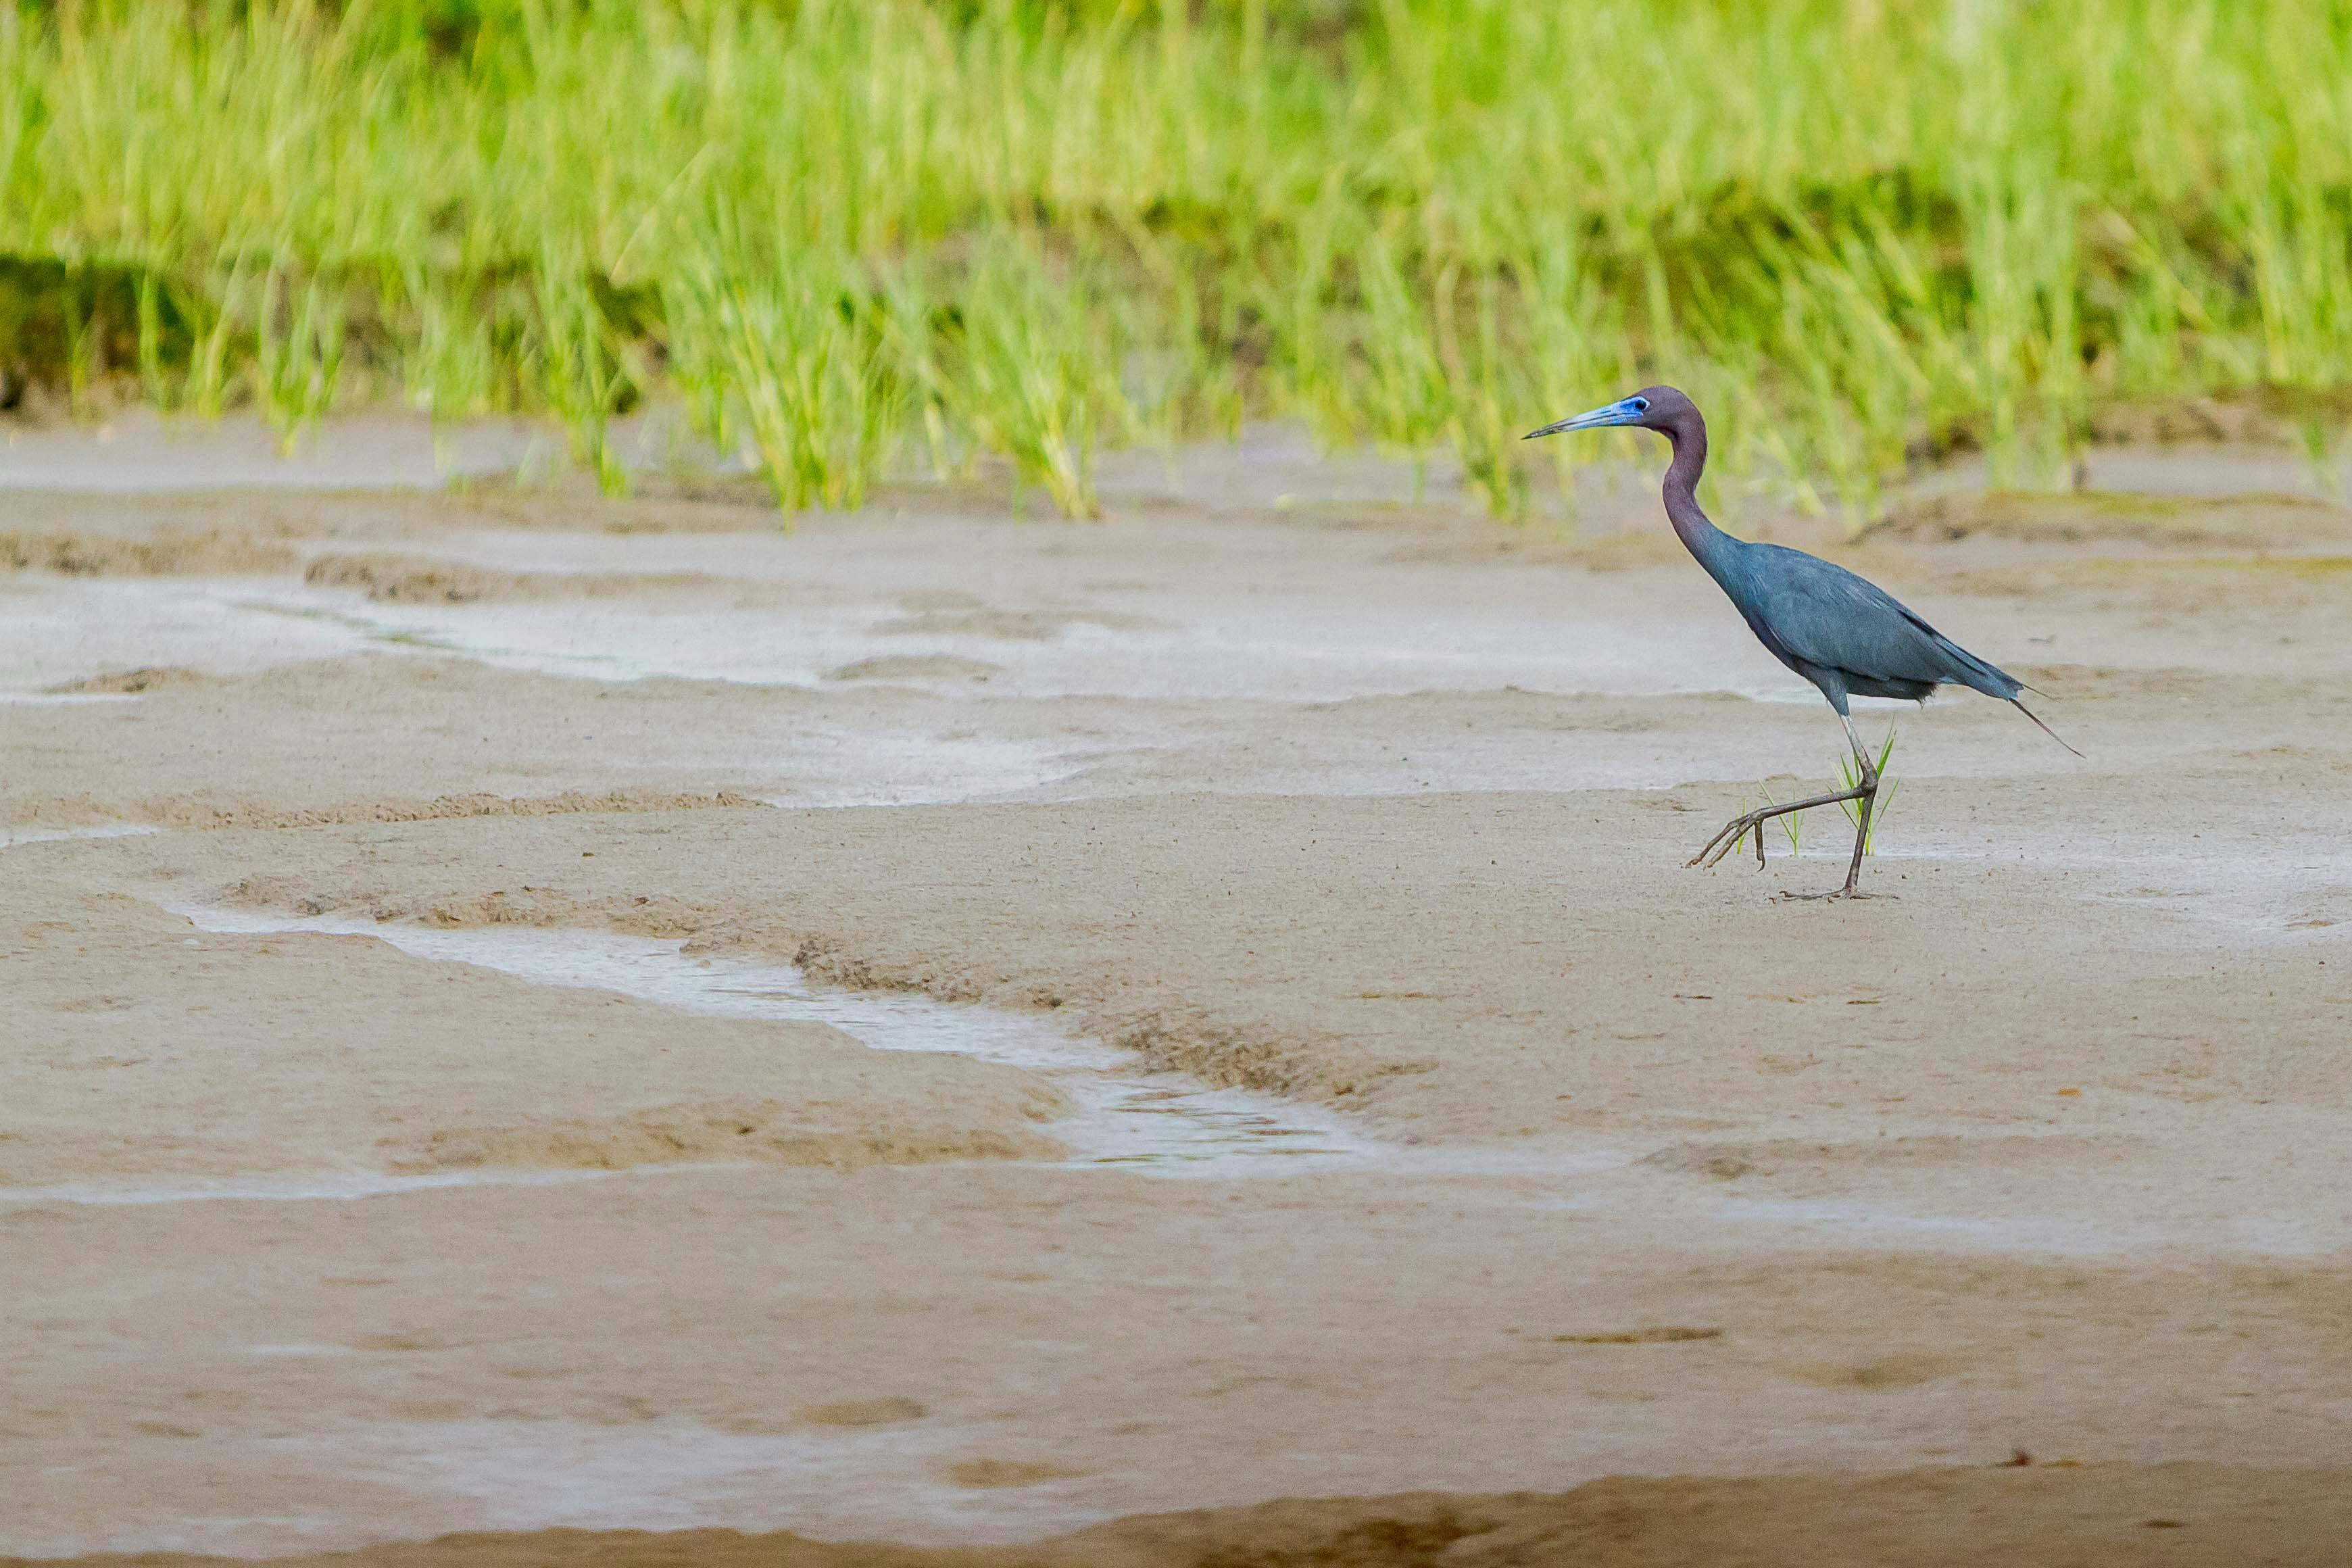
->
<box><xmin>1734</xmin><ymin>544</ymin><xmax>2022</xmax><ymax>702</ymax></box>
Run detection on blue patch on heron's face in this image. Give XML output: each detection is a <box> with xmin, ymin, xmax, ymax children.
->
<box><xmin>1523</xmin><ymin>395</ymin><xmax>1652</xmax><ymax>440</ymax></box>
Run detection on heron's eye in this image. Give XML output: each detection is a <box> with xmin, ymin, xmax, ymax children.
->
<box><xmin>1630</xmin><ymin>397</ymin><xmax>1650</xmax><ymax>412</ymax></box>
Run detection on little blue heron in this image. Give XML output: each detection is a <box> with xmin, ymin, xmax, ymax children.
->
<box><xmin>1525</xmin><ymin>385</ymin><xmax>2074</xmax><ymax>900</ymax></box>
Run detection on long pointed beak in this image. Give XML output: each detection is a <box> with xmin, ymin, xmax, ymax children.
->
<box><xmin>1523</xmin><ymin>398</ymin><xmax>1644</xmax><ymax>440</ymax></box>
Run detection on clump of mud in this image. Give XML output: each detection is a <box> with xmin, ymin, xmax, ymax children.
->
<box><xmin>796</xmin><ymin>1396</ymin><xmax>927</xmax><ymax>1427</ymax></box>
<box><xmin>825</xmin><ymin>654</ymin><xmax>1004</xmax><ymax>683</ymax></box>
<box><xmin>207</xmin><ymin>875</ymin><xmax>726</xmax><ymax>940</ymax></box>
<box><xmin>868</xmin><ymin>606</ymin><xmax>1168</xmax><ymax>640</ymax></box>
<box><xmin>2</xmin><ymin>526</ymin><xmax>295</xmax><ymax>575</ymax></box>
<box><xmin>303</xmin><ymin>552</ymin><xmax>722</xmax><ymax>603</ymax></box>
<box><xmin>5</xmin><ymin>789</ymin><xmax>769</xmax><ymax>840</ymax></box>
<box><xmin>44</xmin><ymin>666</ymin><xmax>212</xmax><ymax>695</ymax></box>
<box><xmin>162</xmin><ymin>787</ymin><xmax>769</xmax><ymax>833</ymax></box>
<box><xmin>1552</xmin><ymin>1325</ymin><xmax>1723</xmax><ymax>1344</ymax></box>
<box><xmin>388</xmin><ymin>1100</ymin><xmax>1061</xmax><ymax>1175</ymax></box>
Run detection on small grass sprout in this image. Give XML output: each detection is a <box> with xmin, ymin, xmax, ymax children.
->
<box><xmin>1836</xmin><ymin>727</ymin><xmax>1902</xmax><ymax>854</ymax></box>
<box><xmin>1755</xmin><ymin>778</ymin><xmax>1806</xmax><ymax>858</ymax></box>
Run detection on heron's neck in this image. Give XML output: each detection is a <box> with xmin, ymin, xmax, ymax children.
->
<box><xmin>1661</xmin><ymin>427</ymin><xmax>1737</xmax><ymax>574</ymax></box>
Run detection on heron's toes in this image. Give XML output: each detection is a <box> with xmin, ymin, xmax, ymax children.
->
<box><xmin>1773</xmin><ymin>887</ymin><xmax>1894</xmax><ymax>903</ymax></box>
<box><xmin>1689</xmin><ymin>813</ymin><xmax>1767</xmax><ymax>869</ymax></box>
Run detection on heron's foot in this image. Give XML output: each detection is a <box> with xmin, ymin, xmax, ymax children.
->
<box><xmin>1773</xmin><ymin>886</ymin><xmax>1894</xmax><ymax>903</ymax></box>
<box><xmin>1688</xmin><ymin>785</ymin><xmax>1871</xmax><ymax>873</ymax></box>
<box><xmin>1688</xmin><ymin>811</ymin><xmax>1776</xmax><ymax>869</ymax></box>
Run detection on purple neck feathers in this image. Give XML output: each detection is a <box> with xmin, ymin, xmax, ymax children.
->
<box><xmin>1659</xmin><ymin>412</ymin><xmax>1736</xmax><ymax>576</ymax></box>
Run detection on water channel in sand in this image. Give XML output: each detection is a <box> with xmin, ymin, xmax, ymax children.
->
<box><xmin>0</xmin><ymin>891</ymin><xmax>2288</xmax><ymax>1255</ymax></box>
<box><xmin>170</xmin><ymin>907</ymin><xmax>1379</xmax><ymax>1179</ymax></box>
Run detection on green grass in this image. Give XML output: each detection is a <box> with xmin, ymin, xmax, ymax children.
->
<box><xmin>5</xmin><ymin>1</ymin><xmax>2352</xmax><ymax>522</ymax></box>
<box><xmin>1755</xmin><ymin>777</ymin><xmax>1807</xmax><ymax>860</ymax></box>
<box><xmin>1750</xmin><ymin>725</ymin><xmax>1899</xmax><ymax>858</ymax></box>
<box><xmin>1836</xmin><ymin>727</ymin><xmax>1901</xmax><ymax>854</ymax></box>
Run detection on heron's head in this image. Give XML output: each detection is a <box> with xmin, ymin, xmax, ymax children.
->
<box><xmin>1523</xmin><ymin>385</ymin><xmax>1696</xmax><ymax>441</ymax></box>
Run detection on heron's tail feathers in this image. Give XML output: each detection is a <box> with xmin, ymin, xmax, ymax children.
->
<box><xmin>1929</xmin><ymin>633</ymin><xmax>2031</xmax><ymax>704</ymax></box>
<box><xmin>2011</xmin><ymin>698</ymin><xmax>2082</xmax><ymax>757</ymax></box>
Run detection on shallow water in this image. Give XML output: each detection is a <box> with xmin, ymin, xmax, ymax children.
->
<box><xmin>0</xmin><ymin>576</ymin><xmax>377</xmax><ymax>689</ymax></box>
<box><xmin>0</xmin><ymin>823</ymin><xmax>158</xmax><ymax>849</ymax></box>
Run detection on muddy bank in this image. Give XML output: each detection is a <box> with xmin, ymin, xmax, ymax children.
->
<box><xmin>26</xmin><ymin>1464</ymin><xmax>2351</xmax><ymax>1567</ymax></box>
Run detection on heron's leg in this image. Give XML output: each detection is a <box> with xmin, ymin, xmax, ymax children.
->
<box><xmin>1840</xmin><ymin>712</ymin><xmax>1880</xmax><ymax>790</ymax></box>
<box><xmin>1687</xmin><ymin>782</ymin><xmax>1870</xmax><ymax>870</ymax></box>
<box><xmin>1835</xmin><ymin>783</ymin><xmax>1874</xmax><ymax>893</ymax></box>
<box><xmin>1780</xmin><ymin>714</ymin><xmax>1885</xmax><ymax>900</ymax></box>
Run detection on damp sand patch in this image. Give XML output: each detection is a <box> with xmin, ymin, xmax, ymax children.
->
<box><xmin>1872</xmin><ymin>836</ymin><xmax>2352</xmax><ymax>944</ymax></box>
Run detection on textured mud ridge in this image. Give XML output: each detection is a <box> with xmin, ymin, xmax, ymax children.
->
<box><xmin>3</xmin><ymin>526</ymin><xmax>297</xmax><ymax>576</ymax></box>
<box><xmin>44</xmin><ymin>666</ymin><xmax>216</xmax><ymax>694</ymax></box>
<box><xmin>7</xmin><ymin>789</ymin><xmax>770</xmax><ymax>835</ymax></box>
<box><xmin>23</xmin><ymin>1464</ymin><xmax>2352</xmax><ymax>1568</ymax></box>
<box><xmin>301</xmin><ymin>553</ymin><xmax>733</xmax><ymax>604</ymax></box>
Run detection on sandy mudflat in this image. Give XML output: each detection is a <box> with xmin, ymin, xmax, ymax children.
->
<box><xmin>3</xmin><ymin>426</ymin><xmax>2350</xmax><ymax>1563</ymax></box>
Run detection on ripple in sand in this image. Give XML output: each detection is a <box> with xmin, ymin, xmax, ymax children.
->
<box><xmin>0</xmin><ymin>1163</ymin><xmax>739</xmax><ymax>1207</ymax></box>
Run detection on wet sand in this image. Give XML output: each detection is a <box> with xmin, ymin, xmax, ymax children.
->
<box><xmin>4</xmin><ymin>424</ymin><xmax>2350</xmax><ymax>1563</ymax></box>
